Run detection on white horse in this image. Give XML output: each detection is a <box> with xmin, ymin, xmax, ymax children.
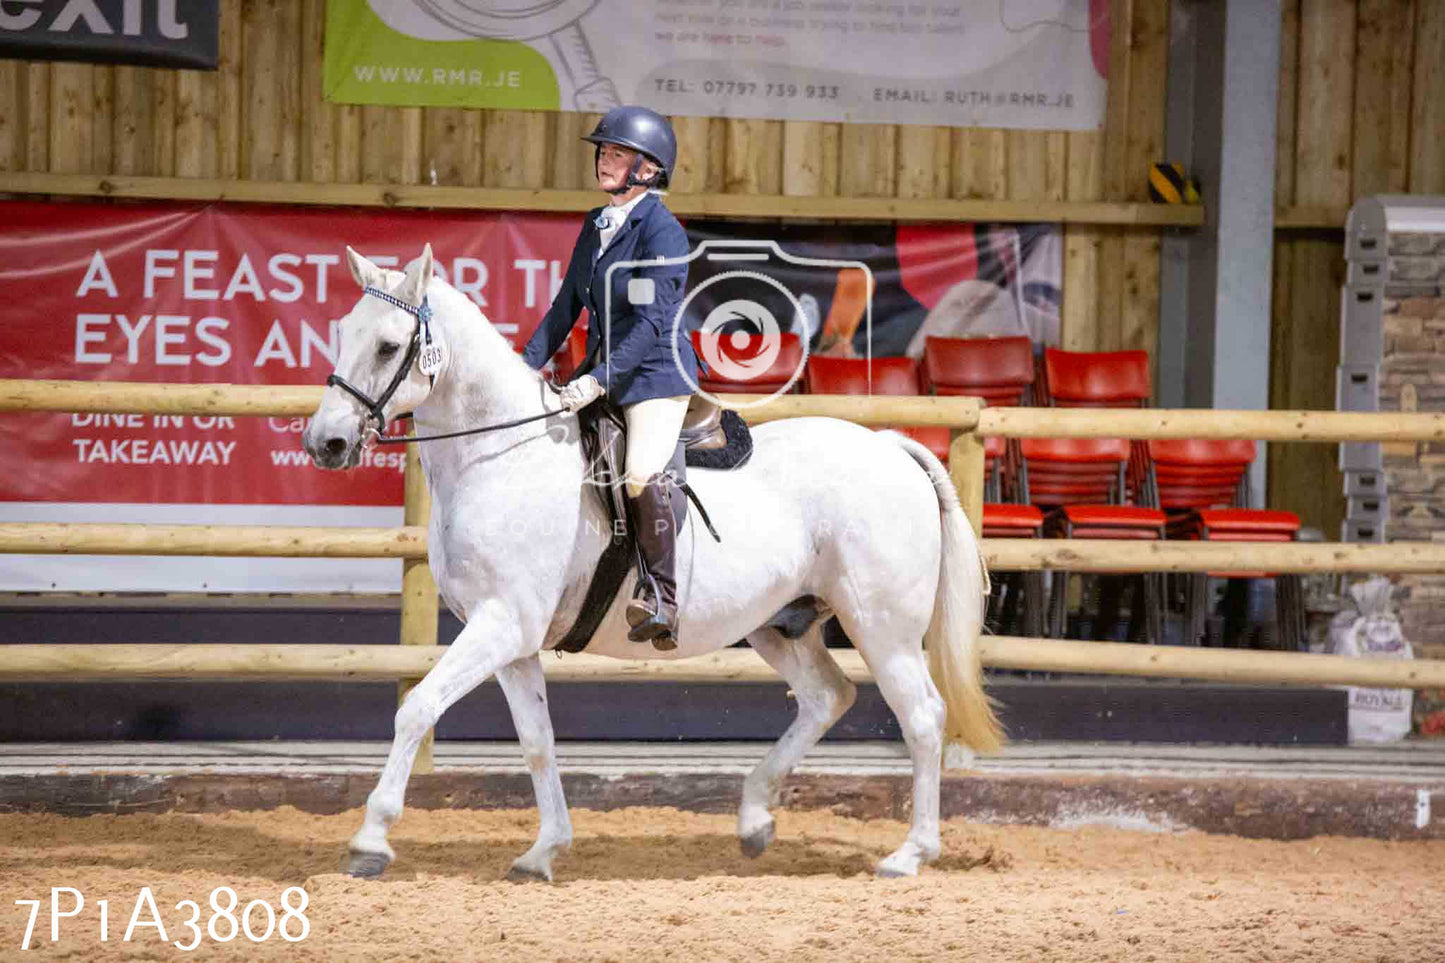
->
<box><xmin>303</xmin><ymin>244</ymin><xmax>1002</xmax><ymax>880</ymax></box>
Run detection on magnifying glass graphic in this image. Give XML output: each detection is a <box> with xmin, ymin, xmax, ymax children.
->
<box><xmin>412</xmin><ymin>0</ymin><xmax>621</xmax><ymax>111</ymax></box>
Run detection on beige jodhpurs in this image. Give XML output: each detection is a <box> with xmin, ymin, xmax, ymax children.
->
<box><xmin>623</xmin><ymin>395</ymin><xmax>690</xmax><ymax>498</ymax></box>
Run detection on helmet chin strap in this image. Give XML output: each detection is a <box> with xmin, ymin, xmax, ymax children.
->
<box><xmin>596</xmin><ymin>148</ymin><xmax>656</xmax><ymax>195</ymax></box>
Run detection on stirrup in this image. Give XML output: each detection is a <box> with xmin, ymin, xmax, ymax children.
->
<box><xmin>626</xmin><ymin>586</ymin><xmax>677</xmax><ymax>647</ymax></box>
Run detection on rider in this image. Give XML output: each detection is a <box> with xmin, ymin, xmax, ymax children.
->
<box><xmin>521</xmin><ymin>105</ymin><xmax>699</xmax><ymax>649</ymax></box>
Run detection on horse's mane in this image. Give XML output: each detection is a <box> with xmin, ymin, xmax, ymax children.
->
<box><xmin>419</xmin><ymin>271</ymin><xmax>549</xmax><ymax>388</ymax></box>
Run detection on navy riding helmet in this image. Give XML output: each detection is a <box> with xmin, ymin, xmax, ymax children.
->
<box><xmin>583</xmin><ymin>105</ymin><xmax>677</xmax><ymax>191</ymax></box>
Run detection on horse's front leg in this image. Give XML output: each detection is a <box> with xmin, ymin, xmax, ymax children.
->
<box><xmin>495</xmin><ymin>653</ymin><xmax>572</xmax><ymax>882</ymax></box>
<box><xmin>346</xmin><ymin>600</ymin><xmax>532</xmax><ymax>878</ymax></box>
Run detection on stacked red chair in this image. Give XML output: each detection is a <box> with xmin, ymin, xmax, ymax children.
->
<box><xmin>1041</xmin><ymin>347</ymin><xmax>1153</xmax><ymax>488</ymax></box>
<box><xmin>1020</xmin><ymin>435</ymin><xmax>1167</xmax><ymax>644</ymax></box>
<box><xmin>922</xmin><ymin>336</ymin><xmax>1045</xmax><ymax>636</ymax></box>
<box><xmin>692</xmin><ymin>331</ymin><xmax>805</xmax><ymax>396</ymax></box>
<box><xmin>1147</xmin><ymin>439</ymin><xmax>1306</xmax><ymax>650</ymax></box>
<box><xmin>1034</xmin><ymin>349</ymin><xmax>1166</xmax><ymax>643</ymax></box>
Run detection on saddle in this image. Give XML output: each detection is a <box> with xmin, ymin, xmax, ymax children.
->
<box><xmin>553</xmin><ymin>396</ymin><xmax>753</xmax><ymax>653</ymax></box>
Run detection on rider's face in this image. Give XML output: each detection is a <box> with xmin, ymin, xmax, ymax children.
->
<box><xmin>596</xmin><ymin>143</ymin><xmax>658</xmax><ymax>194</ymax></box>
<box><xmin>596</xmin><ymin>143</ymin><xmax>636</xmax><ymax>191</ymax></box>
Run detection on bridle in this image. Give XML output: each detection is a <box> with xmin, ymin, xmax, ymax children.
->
<box><xmin>326</xmin><ymin>286</ymin><xmax>431</xmax><ymax>435</ymax></box>
<box><xmin>326</xmin><ymin>285</ymin><xmax>567</xmax><ymax>446</ymax></box>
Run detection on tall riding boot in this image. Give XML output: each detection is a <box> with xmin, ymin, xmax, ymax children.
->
<box><xmin>626</xmin><ymin>473</ymin><xmax>680</xmax><ymax>650</ymax></box>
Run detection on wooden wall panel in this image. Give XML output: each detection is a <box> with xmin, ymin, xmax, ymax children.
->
<box><xmin>669</xmin><ymin>115</ymin><xmax>712</xmax><ymax>194</ymax></box>
<box><xmin>112</xmin><ymin>67</ymin><xmax>153</xmax><ymax>175</ymax></box>
<box><xmin>1352</xmin><ymin>0</ymin><xmax>1415</xmax><ymax>196</ymax></box>
<box><xmin>216</xmin><ymin>0</ymin><xmax>242</xmax><ymax>179</ymax></box>
<box><xmin>550</xmin><ymin>112</ymin><xmax>597</xmax><ymax>191</ymax></box>
<box><xmin>90</xmin><ymin>66</ymin><xmax>113</xmax><ymax>175</ymax></box>
<box><xmin>782</xmin><ymin>121</ymin><xmax>824</xmax><ymax>196</ymax></box>
<box><xmin>1272</xmin><ymin>0</ymin><xmax>1357</xmax><ymax>536</ymax></box>
<box><xmin>175</xmin><ymin>69</ymin><xmax>217</xmax><ymax>178</ymax></box>
<box><xmin>1410</xmin><ymin>1</ymin><xmax>1445</xmax><ymax>192</ymax></box>
<box><xmin>300</xmin><ymin>0</ymin><xmax>335</xmax><ymax>184</ymax></box>
<box><xmin>47</xmin><ymin>64</ymin><xmax>92</xmax><ymax>175</ymax></box>
<box><xmin>242</xmin><ymin>0</ymin><xmax>283</xmax><ymax>180</ymax></box>
<box><xmin>949</xmin><ymin>129</ymin><xmax>1006</xmax><ymax>199</ymax></box>
<box><xmin>1062</xmin><ymin>131</ymin><xmax>1105</xmax><ymax>351</ymax></box>
<box><xmin>483</xmin><ymin>110</ymin><xmax>547</xmax><ymax>189</ymax></box>
<box><xmin>0</xmin><ymin>63</ymin><xmax>21</xmax><ymax>175</ymax></box>
<box><xmin>25</xmin><ymin>64</ymin><xmax>49</xmax><ymax>171</ymax></box>
<box><xmin>724</xmin><ymin>119</ymin><xmax>782</xmax><ymax>195</ymax></box>
<box><xmin>895</xmin><ymin>126</ymin><xmax>950</xmax><ymax>200</ymax></box>
<box><xmin>1119</xmin><ymin>0</ymin><xmax>1168</xmax><ymax>363</ymax></box>
<box><xmin>151</xmin><ymin>70</ymin><xmax>176</xmax><ymax>177</ymax></box>
<box><xmin>839</xmin><ymin>123</ymin><xmax>895</xmax><ymax>198</ymax></box>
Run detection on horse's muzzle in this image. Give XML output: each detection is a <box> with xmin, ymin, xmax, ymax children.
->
<box><xmin>303</xmin><ymin>421</ymin><xmax>363</xmax><ymax>470</ymax></box>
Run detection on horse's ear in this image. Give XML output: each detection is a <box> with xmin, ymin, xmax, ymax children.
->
<box><xmin>400</xmin><ymin>243</ymin><xmax>434</xmax><ymax>305</ymax></box>
<box><xmin>346</xmin><ymin>246</ymin><xmax>383</xmax><ymax>289</ymax></box>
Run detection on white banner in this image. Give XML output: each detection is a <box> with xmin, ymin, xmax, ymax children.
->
<box><xmin>354</xmin><ymin>0</ymin><xmax>1109</xmax><ymax>130</ymax></box>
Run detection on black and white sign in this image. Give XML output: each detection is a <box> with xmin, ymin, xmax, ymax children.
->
<box><xmin>0</xmin><ymin>0</ymin><xmax>219</xmax><ymax>70</ymax></box>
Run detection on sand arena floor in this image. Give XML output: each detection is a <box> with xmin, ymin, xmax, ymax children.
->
<box><xmin>0</xmin><ymin>805</ymin><xmax>1440</xmax><ymax>962</ymax></box>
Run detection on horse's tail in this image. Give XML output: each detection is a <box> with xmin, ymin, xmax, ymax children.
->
<box><xmin>891</xmin><ymin>434</ymin><xmax>1005</xmax><ymax>754</ymax></box>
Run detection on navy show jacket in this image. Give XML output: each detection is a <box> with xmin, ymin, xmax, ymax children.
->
<box><xmin>521</xmin><ymin>193</ymin><xmax>700</xmax><ymax>407</ymax></box>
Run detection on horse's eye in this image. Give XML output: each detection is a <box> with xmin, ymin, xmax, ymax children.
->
<box><xmin>378</xmin><ymin>342</ymin><xmax>400</xmax><ymax>359</ymax></box>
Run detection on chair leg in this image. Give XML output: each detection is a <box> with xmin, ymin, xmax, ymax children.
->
<box><xmin>1049</xmin><ymin>570</ymin><xmax>1069</xmax><ymax>639</ymax></box>
<box><xmin>997</xmin><ymin>572</ymin><xmax>1021</xmax><ymax>634</ymax></box>
<box><xmin>1220</xmin><ymin>578</ymin><xmax>1250</xmax><ymax>648</ymax></box>
<box><xmin>1187</xmin><ymin>573</ymin><xmax>1208</xmax><ymax>646</ymax></box>
<box><xmin>1025</xmin><ymin>570</ymin><xmax>1048</xmax><ymax>638</ymax></box>
<box><xmin>1277</xmin><ymin>574</ymin><xmax>1306</xmax><ymax>652</ymax></box>
<box><xmin>1145</xmin><ymin>572</ymin><xmax>1164</xmax><ymax>646</ymax></box>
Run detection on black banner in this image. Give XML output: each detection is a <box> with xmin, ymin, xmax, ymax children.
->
<box><xmin>0</xmin><ymin>0</ymin><xmax>219</xmax><ymax>70</ymax></box>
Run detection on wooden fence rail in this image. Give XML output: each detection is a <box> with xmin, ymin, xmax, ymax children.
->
<box><xmin>4</xmin><ymin>523</ymin><xmax>1445</xmax><ymax>575</ymax></box>
<box><xmin>2</xmin><ymin>641</ymin><xmax>1442</xmax><ymax>691</ymax></box>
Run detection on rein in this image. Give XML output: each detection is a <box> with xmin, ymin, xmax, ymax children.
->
<box><xmin>327</xmin><ymin>284</ymin><xmax>573</xmax><ymax>445</ymax></box>
<box><xmin>373</xmin><ymin>407</ymin><xmax>568</xmax><ymax>445</ymax></box>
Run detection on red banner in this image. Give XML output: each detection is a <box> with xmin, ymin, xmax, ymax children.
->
<box><xmin>0</xmin><ymin>200</ymin><xmax>580</xmax><ymax>506</ymax></box>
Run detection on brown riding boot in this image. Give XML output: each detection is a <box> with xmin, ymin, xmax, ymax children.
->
<box><xmin>626</xmin><ymin>473</ymin><xmax>680</xmax><ymax>650</ymax></box>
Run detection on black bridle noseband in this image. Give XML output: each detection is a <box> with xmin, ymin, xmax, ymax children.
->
<box><xmin>326</xmin><ymin>285</ymin><xmax>566</xmax><ymax>445</ymax></box>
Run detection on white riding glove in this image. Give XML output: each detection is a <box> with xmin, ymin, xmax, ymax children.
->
<box><xmin>559</xmin><ymin>375</ymin><xmax>604</xmax><ymax>412</ymax></box>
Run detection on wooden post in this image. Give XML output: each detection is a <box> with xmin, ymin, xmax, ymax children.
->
<box><xmin>399</xmin><ymin>444</ymin><xmax>437</xmax><ymax>774</ymax></box>
<box><xmin>948</xmin><ymin>432</ymin><xmax>986</xmax><ymax>538</ymax></box>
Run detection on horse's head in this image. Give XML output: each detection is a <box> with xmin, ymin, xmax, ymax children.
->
<box><xmin>303</xmin><ymin>244</ymin><xmax>437</xmax><ymax>469</ymax></box>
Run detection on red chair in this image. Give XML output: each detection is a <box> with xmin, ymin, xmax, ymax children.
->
<box><xmin>693</xmin><ymin>331</ymin><xmax>805</xmax><ymax>395</ymax></box>
<box><xmin>1020</xmin><ymin>437</ymin><xmax>1166</xmax><ymax>643</ymax></box>
<box><xmin>923</xmin><ymin>335</ymin><xmax>1036</xmax><ymax>404</ymax></box>
<box><xmin>1041</xmin><ymin>347</ymin><xmax>1153</xmax><ymax>492</ymax></box>
<box><xmin>1146</xmin><ymin>439</ymin><xmax>1306</xmax><ymax>650</ymax></box>
<box><xmin>1040</xmin><ymin>348</ymin><xmax>1151</xmax><ymax>407</ymax></box>
<box><xmin>805</xmin><ymin>355</ymin><xmax>951</xmax><ymax>463</ymax></box>
<box><xmin>922</xmin><ymin>337</ymin><xmax>1044</xmax><ymax>635</ymax></box>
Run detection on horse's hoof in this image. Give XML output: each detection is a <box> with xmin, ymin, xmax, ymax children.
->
<box><xmin>875</xmin><ymin>862</ymin><xmax>917</xmax><ymax>878</ymax></box>
<box><xmin>739</xmin><ymin>821</ymin><xmax>775</xmax><ymax>859</ymax></box>
<box><xmin>506</xmin><ymin>862</ymin><xmax>552</xmax><ymax>884</ymax></box>
<box><xmin>345</xmin><ymin>850</ymin><xmax>392</xmax><ymax>879</ymax></box>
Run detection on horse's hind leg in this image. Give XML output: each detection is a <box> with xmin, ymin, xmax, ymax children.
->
<box><xmin>836</xmin><ymin>615</ymin><xmax>946</xmax><ymax>877</ymax></box>
<box><xmin>495</xmin><ymin>654</ymin><xmax>572</xmax><ymax>882</ymax></box>
<box><xmin>346</xmin><ymin>602</ymin><xmax>529</xmax><ymax>878</ymax></box>
<box><xmin>738</xmin><ymin>624</ymin><xmax>857</xmax><ymax>858</ymax></box>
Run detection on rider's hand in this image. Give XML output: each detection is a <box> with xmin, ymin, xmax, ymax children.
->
<box><xmin>559</xmin><ymin>375</ymin><xmax>603</xmax><ymax>412</ymax></box>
